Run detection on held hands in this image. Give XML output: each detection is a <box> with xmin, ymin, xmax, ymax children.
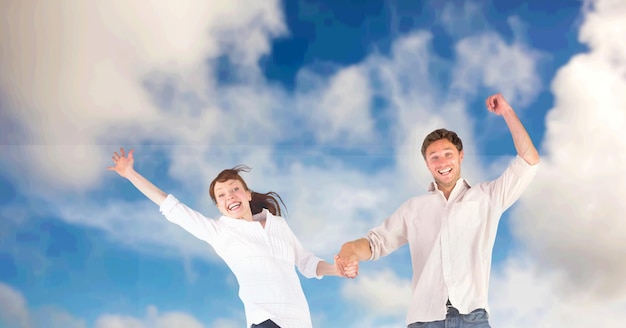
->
<box><xmin>107</xmin><ymin>147</ymin><xmax>135</xmax><ymax>178</ymax></box>
<box><xmin>334</xmin><ymin>255</ymin><xmax>359</xmax><ymax>278</ymax></box>
<box><xmin>486</xmin><ymin>93</ymin><xmax>513</xmax><ymax>116</ymax></box>
<box><xmin>335</xmin><ymin>242</ymin><xmax>362</xmax><ymax>278</ymax></box>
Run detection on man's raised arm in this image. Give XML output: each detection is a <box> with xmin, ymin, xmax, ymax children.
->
<box><xmin>486</xmin><ymin>93</ymin><xmax>540</xmax><ymax>165</ymax></box>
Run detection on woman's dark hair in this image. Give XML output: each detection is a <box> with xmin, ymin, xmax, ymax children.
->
<box><xmin>421</xmin><ymin>128</ymin><xmax>463</xmax><ymax>158</ymax></box>
<box><xmin>209</xmin><ymin>165</ymin><xmax>287</xmax><ymax>216</ymax></box>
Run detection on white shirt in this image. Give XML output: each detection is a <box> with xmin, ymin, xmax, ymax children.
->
<box><xmin>367</xmin><ymin>156</ymin><xmax>538</xmax><ymax>324</ymax></box>
<box><xmin>160</xmin><ymin>195</ymin><xmax>322</xmax><ymax>328</ymax></box>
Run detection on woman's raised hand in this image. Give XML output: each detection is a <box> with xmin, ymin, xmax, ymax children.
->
<box><xmin>107</xmin><ymin>147</ymin><xmax>135</xmax><ymax>178</ymax></box>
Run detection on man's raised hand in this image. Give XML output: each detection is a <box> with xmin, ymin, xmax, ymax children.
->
<box><xmin>486</xmin><ymin>93</ymin><xmax>513</xmax><ymax>116</ymax></box>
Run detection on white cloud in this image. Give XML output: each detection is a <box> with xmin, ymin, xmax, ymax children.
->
<box><xmin>436</xmin><ymin>0</ymin><xmax>542</xmax><ymax>107</ymax></box>
<box><xmin>580</xmin><ymin>0</ymin><xmax>626</xmax><ymax>61</ymax></box>
<box><xmin>297</xmin><ymin>65</ymin><xmax>375</xmax><ymax>144</ymax></box>
<box><xmin>0</xmin><ymin>283</ymin><xmax>87</xmax><ymax>328</ymax></box>
<box><xmin>95</xmin><ymin>305</ymin><xmax>204</xmax><ymax>328</ymax></box>
<box><xmin>0</xmin><ymin>284</ymin><xmax>212</xmax><ymax>328</ymax></box>
<box><xmin>439</xmin><ymin>1</ymin><xmax>490</xmax><ymax>38</ymax></box>
<box><xmin>207</xmin><ymin>318</ymin><xmax>240</xmax><ymax>328</ymax></box>
<box><xmin>373</xmin><ymin>31</ymin><xmax>437</xmax><ymax>126</ymax></box>
<box><xmin>0</xmin><ymin>283</ymin><xmax>31</xmax><ymax>328</ymax></box>
<box><xmin>341</xmin><ymin>268</ymin><xmax>411</xmax><ymax>317</ymax></box>
<box><xmin>32</xmin><ymin>307</ymin><xmax>87</xmax><ymax>328</ymax></box>
<box><xmin>490</xmin><ymin>256</ymin><xmax>626</xmax><ymax>327</ymax></box>
<box><xmin>511</xmin><ymin>0</ymin><xmax>626</xmax><ymax>299</ymax></box>
<box><xmin>277</xmin><ymin>163</ymin><xmax>397</xmax><ymax>256</ymax></box>
<box><xmin>452</xmin><ymin>33</ymin><xmax>542</xmax><ymax>107</ymax></box>
<box><xmin>94</xmin><ymin>316</ymin><xmax>144</xmax><ymax>328</ymax></box>
<box><xmin>0</xmin><ymin>0</ymin><xmax>285</xmax><ymax>191</ymax></box>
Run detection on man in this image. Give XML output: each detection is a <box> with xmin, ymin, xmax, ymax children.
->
<box><xmin>337</xmin><ymin>93</ymin><xmax>539</xmax><ymax>328</ymax></box>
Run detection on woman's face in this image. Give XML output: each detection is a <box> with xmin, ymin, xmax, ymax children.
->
<box><xmin>213</xmin><ymin>179</ymin><xmax>252</xmax><ymax>220</ymax></box>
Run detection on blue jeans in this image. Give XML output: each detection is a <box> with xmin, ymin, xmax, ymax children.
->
<box><xmin>407</xmin><ymin>308</ymin><xmax>491</xmax><ymax>328</ymax></box>
<box><xmin>251</xmin><ymin>319</ymin><xmax>281</xmax><ymax>328</ymax></box>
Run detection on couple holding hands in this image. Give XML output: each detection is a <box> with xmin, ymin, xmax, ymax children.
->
<box><xmin>108</xmin><ymin>93</ymin><xmax>539</xmax><ymax>328</ymax></box>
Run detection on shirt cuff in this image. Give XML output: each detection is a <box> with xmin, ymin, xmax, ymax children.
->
<box><xmin>159</xmin><ymin>194</ymin><xmax>178</xmax><ymax>214</ymax></box>
<box><xmin>314</xmin><ymin>258</ymin><xmax>324</xmax><ymax>280</ymax></box>
<box><xmin>365</xmin><ymin>235</ymin><xmax>376</xmax><ymax>261</ymax></box>
<box><xmin>511</xmin><ymin>155</ymin><xmax>539</xmax><ymax>176</ymax></box>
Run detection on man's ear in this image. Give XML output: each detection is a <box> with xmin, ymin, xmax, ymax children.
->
<box><xmin>459</xmin><ymin>150</ymin><xmax>464</xmax><ymax>162</ymax></box>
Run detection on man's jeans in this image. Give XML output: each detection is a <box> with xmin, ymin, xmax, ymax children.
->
<box><xmin>407</xmin><ymin>307</ymin><xmax>491</xmax><ymax>328</ymax></box>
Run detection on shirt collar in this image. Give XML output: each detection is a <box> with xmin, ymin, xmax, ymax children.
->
<box><xmin>252</xmin><ymin>209</ymin><xmax>268</xmax><ymax>221</ymax></box>
<box><xmin>428</xmin><ymin>178</ymin><xmax>471</xmax><ymax>193</ymax></box>
<box><xmin>219</xmin><ymin>208</ymin><xmax>270</xmax><ymax>225</ymax></box>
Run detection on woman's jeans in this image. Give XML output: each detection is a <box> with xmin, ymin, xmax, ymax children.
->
<box><xmin>407</xmin><ymin>307</ymin><xmax>491</xmax><ymax>328</ymax></box>
<box><xmin>251</xmin><ymin>319</ymin><xmax>281</xmax><ymax>328</ymax></box>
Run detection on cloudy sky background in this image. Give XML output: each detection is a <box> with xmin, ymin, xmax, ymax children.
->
<box><xmin>1</xmin><ymin>0</ymin><xmax>625</xmax><ymax>327</ymax></box>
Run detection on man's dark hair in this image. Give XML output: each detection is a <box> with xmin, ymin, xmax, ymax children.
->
<box><xmin>421</xmin><ymin>128</ymin><xmax>463</xmax><ymax>158</ymax></box>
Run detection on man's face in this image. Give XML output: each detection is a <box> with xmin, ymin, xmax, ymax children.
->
<box><xmin>424</xmin><ymin>139</ymin><xmax>464</xmax><ymax>191</ymax></box>
<box><xmin>213</xmin><ymin>179</ymin><xmax>252</xmax><ymax>219</ymax></box>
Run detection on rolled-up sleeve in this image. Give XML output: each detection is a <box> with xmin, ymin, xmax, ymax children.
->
<box><xmin>367</xmin><ymin>203</ymin><xmax>409</xmax><ymax>261</ymax></box>
<box><xmin>159</xmin><ymin>194</ymin><xmax>219</xmax><ymax>244</ymax></box>
<box><xmin>483</xmin><ymin>155</ymin><xmax>539</xmax><ymax>212</ymax></box>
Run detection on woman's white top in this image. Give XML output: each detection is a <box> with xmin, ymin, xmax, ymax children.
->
<box><xmin>160</xmin><ymin>194</ymin><xmax>322</xmax><ymax>328</ymax></box>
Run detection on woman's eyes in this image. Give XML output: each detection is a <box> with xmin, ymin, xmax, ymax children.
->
<box><xmin>217</xmin><ymin>188</ymin><xmax>237</xmax><ymax>197</ymax></box>
<box><xmin>217</xmin><ymin>187</ymin><xmax>240</xmax><ymax>199</ymax></box>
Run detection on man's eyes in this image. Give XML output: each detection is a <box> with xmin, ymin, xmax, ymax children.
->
<box><xmin>429</xmin><ymin>153</ymin><xmax>453</xmax><ymax>161</ymax></box>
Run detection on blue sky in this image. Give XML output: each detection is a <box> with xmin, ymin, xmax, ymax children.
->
<box><xmin>1</xmin><ymin>0</ymin><xmax>625</xmax><ymax>327</ymax></box>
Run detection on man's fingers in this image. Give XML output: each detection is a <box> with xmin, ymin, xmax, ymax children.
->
<box><xmin>343</xmin><ymin>261</ymin><xmax>359</xmax><ymax>278</ymax></box>
<box><xmin>335</xmin><ymin>254</ymin><xmax>360</xmax><ymax>278</ymax></box>
<box><xmin>344</xmin><ymin>268</ymin><xmax>357</xmax><ymax>276</ymax></box>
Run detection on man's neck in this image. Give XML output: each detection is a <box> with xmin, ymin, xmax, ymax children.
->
<box><xmin>441</xmin><ymin>188</ymin><xmax>453</xmax><ymax>200</ymax></box>
<box><xmin>436</xmin><ymin>179</ymin><xmax>460</xmax><ymax>200</ymax></box>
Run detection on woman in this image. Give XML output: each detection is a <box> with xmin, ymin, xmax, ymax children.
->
<box><xmin>108</xmin><ymin>147</ymin><xmax>355</xmax><ymax>328</ymax></box>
